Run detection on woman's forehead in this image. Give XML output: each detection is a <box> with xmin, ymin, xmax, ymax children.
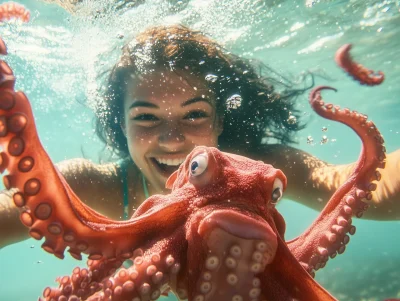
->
<box><xmin>135</xmin><ymin>69</ymin><xmax>206</xmax><ymax>85</ymax></box>
<box><xmin>127</xmin><ymin>69</ymin><xmax>214</xmax><ymax>98</ymax></box>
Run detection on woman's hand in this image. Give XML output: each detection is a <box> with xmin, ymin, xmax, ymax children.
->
<box><xmin>253</xmin><ymin>144</ymin><xmax>400</xmax><ymax>221</ymax></box>
<box><xmin>364</xmin><ymin>149</ymin><xmax>400</xmax><ymax>219</ymax></box>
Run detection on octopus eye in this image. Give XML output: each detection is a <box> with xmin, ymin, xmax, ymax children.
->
<box><xmin>190</xmin><ymin>152</ymin><xmax>208</xmax><ymax>176</ymax></box>
<box><xmin>271</xmin><ymin>178</ymin><xmax>283</xmax><ymax>204</ymax></box>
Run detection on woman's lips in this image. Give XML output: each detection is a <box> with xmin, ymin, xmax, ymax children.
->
<box><xmin>154</xmin><ymin>157</ymin><xmax>186</xmax><ymax>166</ymax></box>
<box><xmin>150</xmin><ymin>157</ymin><xmax>185</xmax><ymax>177</ymax></box>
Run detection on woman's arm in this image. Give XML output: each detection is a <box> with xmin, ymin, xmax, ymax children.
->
<box><xmin>0</xmin><ymin>158</ymin><xmax>123</xmax><ymax>249</ymax></box>
<box><xmin>0</xmin><ymin>189</ymin><xmax>29</xmax><ymax>249</ymax></box>
<box><xmin>253</xmin><ymin>145</ymin><xmax>400</xmax><ymax>220</ymax></box>
<box><xmin>53</xmin><ymin>158</ymin><xmax>124</xmax><ymax>219</ymax></box>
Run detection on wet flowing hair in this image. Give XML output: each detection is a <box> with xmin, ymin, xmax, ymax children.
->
<box><xmin>95</xmin><ymin>25</ymin><xmax>309</xmax><ymax>159</ymax></box>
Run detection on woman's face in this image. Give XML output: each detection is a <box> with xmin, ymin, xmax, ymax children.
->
<box><xmin>122</xmin><ymin>69</ymin><xmax>223</xmax><ymax>193</ymax></box>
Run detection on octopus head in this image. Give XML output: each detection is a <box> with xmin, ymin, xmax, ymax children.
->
<box><xmin>166</xmin><ymin>146</ymin><xmax>288</xmax><ymax>300</ymax></box>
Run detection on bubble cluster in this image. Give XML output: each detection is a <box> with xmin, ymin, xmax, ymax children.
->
<box><xmin>226</xmin><ymin>94</ymin><xmax>242</xmax><ymax>110</ymax></box>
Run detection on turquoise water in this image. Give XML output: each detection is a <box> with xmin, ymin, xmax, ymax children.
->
<box><xmin>0</xmin><ymin>0</ymin><xmax>399</xmax><ymax>300</ymax></box>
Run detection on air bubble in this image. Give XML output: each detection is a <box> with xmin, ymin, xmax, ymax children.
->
<box><xmin>287</xmin><ymin>115</ymin><xmax>297</xmax><ymax>124</ymax></box>
<box><xmin>205</xmin><ymin>74</ymin><xmax>218</xmax><ymax>83</ymax></box>
<box><xmin>226</xmin><ymin>94</ymin><xmax>242</xmax><ymax>110</ymax></box>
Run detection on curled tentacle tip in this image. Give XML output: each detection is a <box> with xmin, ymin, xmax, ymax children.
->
<box><xmin>309</xmin><ymin>86</ymin><xmax>338</xmax><ymax>103</ymax></box>
<box><xmin>313</xmin><ymin>86</ymin><xmax>338</xmax><ymax>93</ymax></box>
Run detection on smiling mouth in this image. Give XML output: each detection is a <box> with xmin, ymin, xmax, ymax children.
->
<box><xmin>151</xmin><ymin>157</ymin><xmax>186</xmax><ymax>176</ymax></box>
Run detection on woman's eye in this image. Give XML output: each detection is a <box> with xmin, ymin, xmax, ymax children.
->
<box><xmin>132</xmin><ymin>114</ymin><xmax>159</xmax><ymax>121</ymax></box>
<box><xmin>185</xmin><ymin>110</ymin><xmax>209</xmax><ymax>120</ymax></box>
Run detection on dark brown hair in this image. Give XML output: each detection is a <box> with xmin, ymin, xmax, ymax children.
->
<box><xmin>95</xmin><ymin>25</ymin><xmax>308</xmax><ymax>159</ymax></box>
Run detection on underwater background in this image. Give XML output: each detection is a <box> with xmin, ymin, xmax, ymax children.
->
<box><xmin>0</xmin><ymin>0</ymin><xmax>399</xmax><ymax>300</ymax></box>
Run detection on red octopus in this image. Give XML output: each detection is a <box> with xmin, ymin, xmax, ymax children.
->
<box><xmin>0</xmin><ymin>3</ymin><xmax>389</xmax><ymax>301</ymax></box>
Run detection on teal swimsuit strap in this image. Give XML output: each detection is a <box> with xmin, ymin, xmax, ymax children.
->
<box><xmin>119</xmin><ymin>159</ymin><xmax>150</xmax><ymax>220</ymax></box>
<box><xmin>119</xmin><ymin>159</ymin><xmax>130</xmax><ymax>220</ymax></box>
<box><xmin>142</xmin><ymin>172</ymin><xmax>150</xmax><ymax>199</ymax></box>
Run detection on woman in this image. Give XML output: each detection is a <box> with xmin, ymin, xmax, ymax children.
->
<box><xmin>0</xmin><ymin>24</ymin><xmax>399</xmax><ymax>250</ymax></box>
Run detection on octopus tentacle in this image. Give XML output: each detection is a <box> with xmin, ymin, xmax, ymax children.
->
<box><xmin>335</xmin><ymin>44</ymin><xmax>384</xmax><ymax>86</ymax></box>
<box><xmin>288</xmin><ymin>85</ymin><xmax>385</xmax><ymax>275</ymax></box>
<box><xmin>260</xmin><ymin>237</ymin><xmax>336</xmax><ymax>301</ymax></box>
<box><xmin>42</xmin><ymin>258</ymin><xmax>123</xmax><ymax>300</ymax></box>
<box><xmin>185</xmin><ymin>209</ymin><xmax>278</xmax><ymax>301</ymax></box>
<box><xmin>41</xmin><ymin>237</ymin><xmax>186</xmax><ymax>301</ymax></box>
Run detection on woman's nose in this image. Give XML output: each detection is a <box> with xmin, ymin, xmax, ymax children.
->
<box><xmin>158</xmin><ymin>124</ymin><xmax>185</xmax><ymax>151</ymax></box>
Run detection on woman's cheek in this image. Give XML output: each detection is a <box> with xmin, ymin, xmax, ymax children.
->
<box><xmin>127</xmin><ymin>125</ymin><xmax>159</xmax><ymax>145</ymax></box>
<box><xmin>184</xmin><ymin>123</ymin><xmax>218</xmax><ymax>137</ymax></box>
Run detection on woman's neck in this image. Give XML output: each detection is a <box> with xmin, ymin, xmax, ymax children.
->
<box><xmin>128</xmin><ymin>162</ymin><xmax>169</xmax><ymax>201</ymax></box>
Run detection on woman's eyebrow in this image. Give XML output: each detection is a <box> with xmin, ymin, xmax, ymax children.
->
<box><xmin>129</xmin><ymin>100</ymin><xmax>159</xmax><ymax>110</ymax></box>
<box><xmin>128</xmin><ymin>97</ymin><xmax>212</xmax><ymax>110</ymax></box>
<box><xmin>182</xmin><ymin>96</ymin><xmax>212</xmax><ymax>107</ymax></box>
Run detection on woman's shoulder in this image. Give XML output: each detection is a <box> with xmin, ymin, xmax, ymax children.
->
<box><xmin>243</xmin><ymin>143</ymin><xmax>326</xmax><ymax>169</ymax></box>
<box><xmin>54</xmin><ymin>158</ymin><xmax>129</xmax><ymax>213</ymax></box>
<box><xmin>243</xmin><ymin>144</ymin><xmax>299</xmax><ymax>160</ymax></box>
<box><xmin>55</xmin><ymin>158</ymin><xmax>120</xmax><ymax>184</ymax></box>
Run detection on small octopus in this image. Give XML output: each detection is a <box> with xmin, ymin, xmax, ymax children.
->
<box><xmin>335</xmin><ymin>44</ymin><xmax>384</xmax><ymax>86</ymax></box>
<box><xmin>0</xmin><ymin>2</ymin><xmax>391</xmax><ymax>301</ymax></box>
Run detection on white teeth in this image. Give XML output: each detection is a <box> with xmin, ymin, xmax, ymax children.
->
<box><xmin>155</xmin><ymin>158</ymin><xmax>185</xmax><ymax>166</ymax></box>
